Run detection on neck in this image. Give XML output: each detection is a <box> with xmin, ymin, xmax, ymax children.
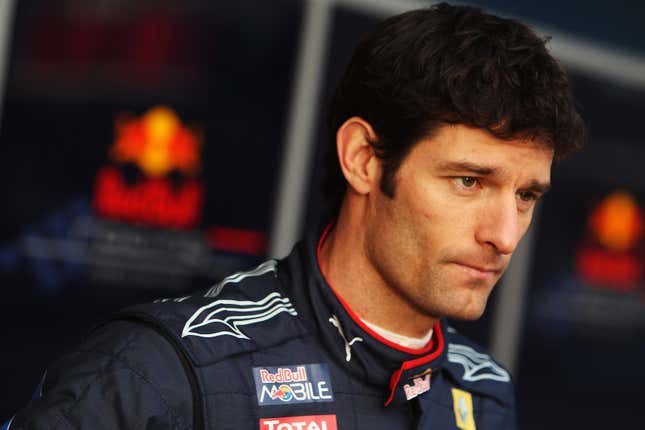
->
<box><xmin>318</xmin><ymin>204</ymin><xmax>437</xmax><ymax>338</ymax></box>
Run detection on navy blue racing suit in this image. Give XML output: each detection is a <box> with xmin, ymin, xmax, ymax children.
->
<box><xmin>6</xmin><ymin>229</ymin><xmax>516</xmax><ymax>429</ymax></box>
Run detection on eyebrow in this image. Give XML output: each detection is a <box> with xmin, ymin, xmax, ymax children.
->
<box><xmin>524</xmin><ymin>180</ymin><xmax>551</xmax><ymax>195</ymax></box>
<box><xmin>436</xmin><ymin>160</ymin><xmax>498</xmax><ymax>175</ymax></box>
<box><xmin>437</xmin><ymin>160</ymin><xmax>551</xmax><ymax>194</ymax></box>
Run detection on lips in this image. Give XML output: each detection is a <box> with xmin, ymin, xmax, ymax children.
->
<box><xmin>457</xmin><ymin>262</ymin><xmax>502</xmax><ymax>273</ymax></box>
<box><xmin>451</xmin><ymin>261</ymin><xmax>503</xmax><ymax>280</ymax></box>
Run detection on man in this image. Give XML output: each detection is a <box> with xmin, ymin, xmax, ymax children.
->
<box><xmin>5</xmin><ymin>3</ymin><xmax>584</xmax><ymax>429</ymax></box>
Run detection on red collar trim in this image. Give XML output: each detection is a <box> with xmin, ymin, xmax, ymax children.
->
<box><xmin>316</xmin><ymin>223</ymin><xmax>444</xmax><ymax>356</ymax></box>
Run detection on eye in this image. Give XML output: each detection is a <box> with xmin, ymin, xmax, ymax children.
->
<box><xmin>460</xmin><ymin>177</ymin><xmax>478</xmax><ymax>188</ymax></box>
<box><xmin>518</xmin><ymin>190</ymin><xmax>538</xmax><ymax>202</ymax></box>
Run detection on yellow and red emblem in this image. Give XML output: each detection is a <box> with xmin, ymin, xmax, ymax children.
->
<box><xmin>110</xmin><ymin>106</ymin><xmax>202</xmax><ymax>178</ymax></box>
<box><xmin>93</xmin><ymin>106</ymin><xmax>204</xmax><ymax>229</ymax></box>
<box><xmin>576</xmin><ymin>190</ymin><xmax>644</xmax><ymax>289</ymax></box>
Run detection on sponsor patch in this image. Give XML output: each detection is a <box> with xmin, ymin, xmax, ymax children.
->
<box><xmin>260</xmin><ymin>415</ymin><xmax>337</xmax><ymax>430</ymax></box>
<box><xmin>452</xmin><ymin>388</ymin><xmax>476</xmax><ymax>430</ymax></box>
<box><xmin>253</xmin><ymin>363</ymin><xmax>334</xmax><ymax>406</ymax></box>
<box><xmin>403</xmin><ymin>373</ymin><xmax>431</xmax><ymax>400</ymax></box>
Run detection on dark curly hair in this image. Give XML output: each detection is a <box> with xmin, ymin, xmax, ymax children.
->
<box><xmin>325</xmin><ymin>2</ymin><xmax>585</xmax><ymax>214</ymax></box>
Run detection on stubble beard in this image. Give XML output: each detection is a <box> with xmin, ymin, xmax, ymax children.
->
<box><xmin>405</xmin><ymin>260</ymin><xmax>500</xmax><ymax>321</ymax></box>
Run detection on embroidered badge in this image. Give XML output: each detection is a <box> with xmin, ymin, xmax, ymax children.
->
<box><xmin>452</xmin><ymin>388</ymin><xmax>476</xmax><ymax>430</ymax></box>
<box><xmin>447</xmin><ymin>343</ymin><xmax>511</xmax><ymax>382</ymax></box>
<box><xmin>253</xmin><ymin>363</ymin><xmax>334</xmax><ymax>406</ymax></box>
<box><xmin>182</xmin><ymin>291</ymin><xmax>297</xmax><ymax>339</ymax></box>
<box><xmin>403</xmin><ymin>373</ymin><xmax>431</xmax><ymax>400</ymax></box>
<box><xmin>259</xmin><ymin>415</ymin><xmax>337</xmax><ymax>430</ymax></box>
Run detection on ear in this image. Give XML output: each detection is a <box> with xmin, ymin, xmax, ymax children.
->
<box><xmin>336</xmin><ymin>117</ymin><xmax>380</xmax><ymax>195</ymax></box>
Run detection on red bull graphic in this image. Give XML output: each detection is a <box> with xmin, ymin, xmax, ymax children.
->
<box><xmin>253</xmin><ymin>364</ymin><xmax>334</xmax><ymax>406</ymax></box>
<box><xmin>259</xmin><ymin>415</ymin><xmax>338</xmax><ymax>430</ymax></box>
<box><xmin>528</xmin><ymin>189</ymin><xmax>645</xmax><ymax>335</ymax></box>
<box><xmin>259</xmin><ymin>366</ymin><xmax>308</xmax><ymax>384</ymax></box>
<box><xmin>403</xmin><ymin>374</ymin><xmax>431</xmax><ymax>400</ymax></box>
<box><xmin>110</xmin><ymin>106</ymin><xmax>201</xmax><ymax>177</ymax></box>
<box><xmin>93</xmin><ymin>106</ymin><xmax>204</xmax><ymax>229</ymax></box>
<box><xmin>575</xmin><ymin>190</ymin><xmax>645</xmax><ymax>289</ymax></box>
<box><xmin>0</xmin><ymin>106</ymin><xmax>269</xmax><ymax>294</ymax></box>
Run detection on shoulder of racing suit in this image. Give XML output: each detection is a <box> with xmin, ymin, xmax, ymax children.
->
<box><xmin>10</xmin><ymin>319</ymin><xmax>194</xmax><ymax>429</ymax></box>
<box><xmin>9</xmin><ymin>259</ymin><xmax>305</xmax><ymax>430</ymax></box>
<box><xmin>440</xmin><ymin>325</ymin><xmax>515</xmax><ymax>409</ymax></box>
<box><xmin>118</xmin><ymin>259</ymin><xmax>310</xmax><ymax>368</ymax></box>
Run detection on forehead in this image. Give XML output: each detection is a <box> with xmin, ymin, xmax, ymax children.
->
<box><xmin>409</xmin><ymin>124</ymin><xmax>553</xmax><ymax>180</ymax></box>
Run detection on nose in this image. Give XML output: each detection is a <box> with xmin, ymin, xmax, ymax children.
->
<box><xmin>475</xmin><ymin>196</ymin><xmax>523</xmax><ymax>255</ymax></box>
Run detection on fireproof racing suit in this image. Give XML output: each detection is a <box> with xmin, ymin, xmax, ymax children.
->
<box><xmin>6</xmin><ymin>228</ymin><xmax>516</xmax><ymax>429</ymax></box>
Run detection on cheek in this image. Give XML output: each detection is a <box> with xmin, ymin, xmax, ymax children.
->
<box><xmin>409</xmin><ymin>178</ymin><xmax>443</xmax><ymax>220</ymax></box>
<box><xmin>412</xmin><ymin>179</ymin><xmax>473</xmax><ymax>236</ymax></box>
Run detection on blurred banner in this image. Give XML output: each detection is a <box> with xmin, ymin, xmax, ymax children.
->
<box><xmin>0</xmin><ymin>0</ymin><xmax>302</xmax><ymax>417</ymax></box>
<box><xmin>2</xmin><ymin>105</ymin><xmax>268</xmax><ymax>293</ymax></box>
<box><xmin>517</xmin><ymin>71</ymin><xmax>645</xmax><ymax>428</ymax></box>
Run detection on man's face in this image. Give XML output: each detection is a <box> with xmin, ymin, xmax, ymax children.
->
<box><xmin>364</xmin><ymin>124</ymin><xmax>552</xmax><ymax>321</ymax></box>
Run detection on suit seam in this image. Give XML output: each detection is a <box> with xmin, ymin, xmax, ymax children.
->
<box><xmin>47</xmin><ymin>335</ymin><xmax>184</xmax><ymax>429</ymax></box>
<box><xmin>80</xmin><ymin>342</ymin><xmax>186</xmax><ymax>429</ymax></box>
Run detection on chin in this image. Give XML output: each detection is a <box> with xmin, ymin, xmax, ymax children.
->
<box><xmin>433</xmin><ymin>299</ymin><xmax>489</xmax><ymax>321</ymax></box>
<box><xmin>413</xmin><ymin>283</ymin><xmax>493</xmax><ymax>321</ymax></box>
<box><xmin>449</xmin><ymin>307</ymin><xmax>487</xmax><ymax>321</ymax></box>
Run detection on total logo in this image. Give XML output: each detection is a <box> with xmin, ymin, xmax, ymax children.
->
<box><xmin>259</xmin><ymin>415</ymin><xmax>338</xmax><ymax>430</ymax></box>
<box><xmin>253</xmin><ymin>364</ymin><xmax>334</xmax><ymax>406</ymax></box>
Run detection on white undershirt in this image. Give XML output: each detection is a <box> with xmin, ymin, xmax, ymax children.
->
<box><xmin>362</xmin><ymin>319</ymin><xmax>433</xmax><ymax>350</ymax></box>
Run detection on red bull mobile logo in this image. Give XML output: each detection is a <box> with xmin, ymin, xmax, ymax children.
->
<box><xmin>93</xmin><ymin>106</ymin><xmax>204</xmax><ymax>229</ymax></box>
<box><xmin>253</xmin><ymin>364</ymin><xmax>334</xmax><ymax>406</ymax></box>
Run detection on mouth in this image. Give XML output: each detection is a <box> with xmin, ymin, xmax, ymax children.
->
<box><xmin>451</xmin><ymin>262</ymin><xmax>503</xmax><ymax>281</ymax></box>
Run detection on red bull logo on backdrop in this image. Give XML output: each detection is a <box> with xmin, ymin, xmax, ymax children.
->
<box><xmin>575</xmin><ymin>190</ymin><xmax>644</xmax><ymax>289</ymax></box>
<box><xmin>93</xmin><ymin>106</ymin><xmax>204</xmax><ymax>229</ymax></box>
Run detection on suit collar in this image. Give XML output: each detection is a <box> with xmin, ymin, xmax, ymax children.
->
<box><xmin>284</xmin><ymin>225</ymin><xmax>447</xmax><ymax>406</ymax></box>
